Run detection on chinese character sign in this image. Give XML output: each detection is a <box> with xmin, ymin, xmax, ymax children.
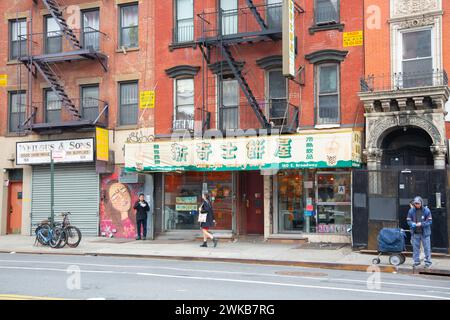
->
<box><xmin>125</xmin><ymin>130</ymin><xmax>363</xmax><ymax>172</ymax></box>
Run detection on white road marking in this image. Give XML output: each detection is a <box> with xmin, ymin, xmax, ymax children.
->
<box><xmin>0</xmin><ymin>258</ymin><xmax>449</xmax><ymax>291</ymax></box>
<box><xmin>0</xmin><ymin>265</ymin><xmax>449</xmax><ymax>300</ymax></box>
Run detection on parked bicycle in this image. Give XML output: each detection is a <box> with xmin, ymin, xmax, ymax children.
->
<box><xmin>34</xmin><ymin>212</ymin><xmax>82</xmax><ymax>249</ymax></box>
<box><xmin>34</xmin><ymin>219</ymin><xmax>63</xmax><ymax>248</ymax></box>
<box><xmin>58</xmin><ymin>212</ymin><xmax>82</xmax><ymax>248</ymax></box>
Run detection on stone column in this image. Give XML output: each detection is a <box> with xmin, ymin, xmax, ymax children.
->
<box><xmin>364</xmin><ymin>147</ymin><xmax>383</xmax><ymax>171</ymax></box>
<box><xmin>364</xmin><ymin>147</ymin><xmax>383</xmax><ymax>195</ymax></box>
<box><xmin>431</xmin><ymin>145</ymin><xmax>447</xmax><ymax>170</ymax></box>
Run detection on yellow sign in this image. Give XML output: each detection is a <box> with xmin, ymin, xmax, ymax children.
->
<box><xmin>0</xmin><ymin>74</ymin><xmax>7</xmax><ymax>87</ymax></box>
<box><xmin>140</xmin><ymin>90</ymin><xmax>155</xmax><ymax>109</ymax></box>
<box><xmin>343</xmin><ymin>31</ymin><xmax>363</xmax><ymax>47</ymax></box>
<box><xmin>96</xmin><ymin>127</ymin><xmax>109</xmax><ymax>162</ymax></box>
<box><xmin>282</xmin><ymin>0</ymin><xmax>296</xmax><ymax>77</ymax></box>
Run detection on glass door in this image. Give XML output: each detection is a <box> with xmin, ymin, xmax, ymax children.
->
<box><xmin>221</xmin><ymin>0</ymin><xmax>238</xmax><ymax>35</ymax></box>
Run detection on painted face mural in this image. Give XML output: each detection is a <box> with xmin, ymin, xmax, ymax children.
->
<box><xmin>100</xmin><ymin>167</ymin><xmax>143</xmax><ymax>238</ymax></box>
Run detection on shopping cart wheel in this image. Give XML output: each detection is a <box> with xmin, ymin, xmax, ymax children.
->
<box><xmin>399</xmin><ymin>254</ymin><xmax>406</xmax><ymax>265</ymax></box>
<box><xmin>389</xmin><ymin>254</ymin><xmax>402</xmax><ymax>266</ymax></box>
<box><xmin>372</xmin><ymin>258</ymin><xmax>380</xmax><ymax>265</ymax></box>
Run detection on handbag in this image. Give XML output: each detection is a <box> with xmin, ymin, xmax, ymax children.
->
<box><xmin>198</xmin><ymin>203</ymin><xmax>208</xmax><ymax>223</ymax></box>
<box><xmin>198</xmin><ymin>213</ymin><xmax>207</xmax><ymax>223</ymax></box>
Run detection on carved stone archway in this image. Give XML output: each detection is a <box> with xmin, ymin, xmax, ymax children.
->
<box><xmin>365</xmin><ymin>114</ymin><xmax>447</xmax><ymax>169</ymax></box>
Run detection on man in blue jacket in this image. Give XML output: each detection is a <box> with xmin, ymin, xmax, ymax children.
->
<box><xmin>407</xmin><ymin>196</ymin><xmax>432</xmax><ymax>268</ymax></box>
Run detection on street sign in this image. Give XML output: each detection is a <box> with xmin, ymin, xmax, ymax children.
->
<box><xmin>52</xmin><ymin>150</ymin><xmax>66</xmax><ymax>161</ymax></box>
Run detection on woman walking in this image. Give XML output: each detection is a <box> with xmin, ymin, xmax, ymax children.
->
<box><xmin>199</xmin><ymin>193</ymin><xmax>218</xmax><ymax>248</ymax></box>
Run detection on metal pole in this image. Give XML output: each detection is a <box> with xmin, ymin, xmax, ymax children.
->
<box><xmin>50</xmin><ymin>149</ymin><xmax>54</xmax><ymax>223</ymax></box>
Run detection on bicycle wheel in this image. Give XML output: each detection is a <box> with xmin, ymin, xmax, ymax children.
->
<box><xmin>65</xmin><ymin>226</ymin><xmax>82</xmax><ymax>248</ymax></box>
<box><xmin>55</xmin><ymin>227</ymin><xmax>67</xmax><ymax>248</ymax></box>
<box><xmin>49</xmin><ymin>226</ymin><xmax>63</xmax><ymax>248</ymax></box>
<box><xmin>36</xmin><ymin>224</ymin><xmax>51</xmax><ymax>246</ymax></box>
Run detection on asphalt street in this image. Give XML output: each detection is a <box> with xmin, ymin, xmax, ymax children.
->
<box><xmin>0</xmin><ymin>253</ymin><xmax>449</xmax><ymax>300</ymax></box>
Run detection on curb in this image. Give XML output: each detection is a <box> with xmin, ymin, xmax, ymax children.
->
<box><xmin>2</xmin><ymin>249</ymin><xmax>449</xmax><ymax>276</ymax></box>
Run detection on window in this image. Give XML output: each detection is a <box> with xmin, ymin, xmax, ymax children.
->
<box><xmin>9</xmin><ymin>91</ymin><xmax>26</xmax><ymax>133</ymax></box>
<box><xmin>316</xmin><ymin>64</ymin><xmax>339</xmax><ymax>125</ymax></box>
<box><xmin>401</xmin><ymin>29</ymin><xmax>433</xmax><ymax>88</ymax></box>
<box><xmin>119</xmin><ymin>82</ymin><xmax>138</xmax><ymax>125</ymax></box>
<box><xmin>316</xmin><ymin>172</ymin><xmax>351</xmax><ymax>234</ymax></box>
<box><xmin>174</xmin><ymin>78</ymin><xmax>194</xmax><ymax>131</ymax></box>
<box><xmin>81</xmin><ymin>85</ymin><xmax>99</xmax><ymax>122</ymax></box>
<box><xmin>45</xmin><ymin>16</ymin><xmax>62</xmax><ymax>54</ymax></box>
<box><xmin>219</xmin><ymin>78</ymin><xmax>239</xmax><ymax>130</ymax></box>
<box><xmin>45</xmin><ymin>89</ymin><xmax>61</xmax><ymax>123</ymax></box>
<box><xmin>82</xmin><ymin>9</ymin><xmax>100</xmax><ymax>50</ymax></box>
<box><xmin>120</xmin><ymin>4</ymin><xmax>138</xmax><ymax>48</ymax></box>
<box><xmin>9</xmin><ymin>19</ymin><xmax>27</xmax><ymax>60</ymax></box>
<box><xmin>315</xmin><ymin>0</ymin><xmax>339</xmax><ymax>25</ymax></box>
<box><xmin>221</xmin><ymin>0</ymin><xmax>238</xmax><ymax>35</ymax></box>
<box><xmin>175</xmin><ymin>0</ymin><xmax>194</xmax><ymax>42</ymax></box>
<box><xmin>267</xmin><ymin>0</ymin><xmax>282</xmax><ymax>29</ymax></box>
<box><xmin>268</xmin><ymin>70</ymin><xmax>287</xmax><ymax>123</ymax></box>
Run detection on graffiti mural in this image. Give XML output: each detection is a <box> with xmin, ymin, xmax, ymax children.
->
<box><xmin>100</xmin><ymin>167</ymin><xmax>144</xmax><ymax>238</ymax></box>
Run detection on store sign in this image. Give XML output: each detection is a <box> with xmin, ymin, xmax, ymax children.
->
<box><xmin>282</xmin><ymin>0</ymin><xmax>295</xmax><ymax>77</ymax></box>
<box><xmin>176</xmin><ymin>196</ymin><xmax>198</xmax><ymax>211</ymax></box>
<box><xmin>343</xmin><ymin>31</ymin><xmax>363</xmax><ymax>47</ymax></box>
<box><xmin>125</xmin><ymin>130</ymin><xmax>363</xmax><ymax>172</ymax></box>
<box><xmin>16</xmin><ymin>138</ymin><xmax>94</xmax><ymax>165</ymax></box>
<box><xmin>96</xmin><ymin>127</ymin><xmax>109</xmax><ymax>161</ymax></box>
<box><xmin>140</xmin><ymin>90</ymin><xmax>155</xmax><ymax>109</ymax></box>
<box><xmin>0</xmin><ymin>74</ymin><xmax>7</xmax><ymax>86</ymax></box>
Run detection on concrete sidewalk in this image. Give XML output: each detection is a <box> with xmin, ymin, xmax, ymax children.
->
<box><xmin>0</xmin><ymin>235</ymin><xmax>449</xmax><ymax>275</ymax></box>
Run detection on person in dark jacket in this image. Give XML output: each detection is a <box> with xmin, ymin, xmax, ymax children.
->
<box><xmin>407</xmin><ymin>196</ymin><xmax>433</xmax><ymax>268</ymax></box>
<box><xmin>134</xmin><ymin>193</ymin><xmax>150</xmax><ymax>240</ymax></box>
<box><xmin>199</xmin><ymin>193</ymin><xmax>218</xmax><ymax>248</ymax></box>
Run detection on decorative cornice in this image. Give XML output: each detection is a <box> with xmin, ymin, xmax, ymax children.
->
<box><xmin>208</xmin><ymin>61</ymin><xmax>245</xmax><ymax>75</ymax></box>
<box><xmin>165</xmin><ymin>65</ymin><xmax>200</xmax><ymax>78</ymax></box>
<box><xmin>305</xmin><ymin>50</ymin><xmax>348</xmax><ymax>64</ymax></box>
<box><xmin>392</xmin><ymin>0</ymin><xmax>440</xmax><ymax>18</ymax></box>
<box><xmin>256</xmin><ymin>55</ymin><xmax>282</xmax><ymax>70</ymax></box>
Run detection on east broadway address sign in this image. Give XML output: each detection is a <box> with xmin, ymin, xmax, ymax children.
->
<box><xmin>16</xmin><ymin>138</ymin><xmax>95</xmax><ymax>165</ymax></box>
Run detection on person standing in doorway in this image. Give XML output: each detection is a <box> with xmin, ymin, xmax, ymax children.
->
<box><xmin>199</xmin><ymin>193</ymin><xmax>218</xmax><ymax>248</ymax></box>
<box><xmin>134</xmin><ymin>193</ymin><xmax>150</xmax><ymax>240</ymax></box>
<box><xmin>407</xmin><ymin>196</ymin><xmax>433</xmax><ymax>268</ymax></box>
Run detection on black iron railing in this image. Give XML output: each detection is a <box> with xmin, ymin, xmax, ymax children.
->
<box><xmin>360</xmin><ymin>70</ymin><xmax>448</xmax><ymax>92</ymax></box>
<box><xmin>197</xmin><ymin>3</ymin><xmax>282</xmax><ymax>41</ymax></box>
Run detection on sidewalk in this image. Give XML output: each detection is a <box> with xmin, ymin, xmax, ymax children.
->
<box><xmin>0</xmin><ymin>235</ymin><xmax>449</xmax><ymax>275</ymax></box>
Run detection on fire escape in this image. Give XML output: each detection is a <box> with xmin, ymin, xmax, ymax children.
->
<box><xmin>19</xmin><ymin>0</ymin><xmax>108</xmax><ymax>132</ymax></box>
<box><xmin>197</xmin><ymin>1</ymin><xmax>303</xmax><ymax>133</ymax></box>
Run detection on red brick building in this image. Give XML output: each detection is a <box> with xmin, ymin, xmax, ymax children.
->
<box><xmin>146</xmin><ymin>0</ymin><xmax>365</xmax><ymax>242</ymax></box>
<box><xmin>0</xmin><ymin>0</ymin><xmax>156</xmax><ymax>238</ymax></box>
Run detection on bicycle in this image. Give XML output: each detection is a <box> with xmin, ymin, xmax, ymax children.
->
<box><xmin>34</xmin><ymin>219</ymin><xmax>63</xmax><ymax>248</ymax></box>
<box><xmin>58</xmin><ymin>212</ymin><xmax>82</xmax><ymax>248</ymax></box>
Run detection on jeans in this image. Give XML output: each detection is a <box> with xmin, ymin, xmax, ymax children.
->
<box><xmin>412</xmin><ymin>233</ymin><xmax>431</xmax><ymax>265</ymax></box>
<box><xmin>136</xmin><ymin>219</ymin><xmax>147</xmax><ymax>238</ymax></box>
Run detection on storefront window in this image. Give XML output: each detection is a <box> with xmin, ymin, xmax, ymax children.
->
<box><xmin>276</xmin><ymin>170</ymin><xmax>316</xmax><ymax>233</ymax></box>
<box><xmin>316</xmin><ymin>172</ymin><xmax>351</xmax><ymax>234</ymax></box>
<box><xmin>163</xmin><ymin>172</ymin><xmax>233</xmax><ymax>231</ymax></box>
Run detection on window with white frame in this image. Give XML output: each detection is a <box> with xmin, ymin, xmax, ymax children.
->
<box><xmin>9</xmin><ymin>19</ymin><xmax>27</xmax><ymax>60</ymax></box>
<box><xmin>120</xmin><ymin>3</ymin><xmax>138</xmax><ymax>48</ymax></box>
<box><xmin>119</xmin><ymin>81</ymin><xmax>138</xmax><ymax>125</ymax></box>
<box><xmin>45</xmin><ymin>89</ymin><xmax>62</xmax><ymax>123</ymax></box>
<box><xmin>174</xmin><ymin>78</ymin><xmax>195</xmax><ymax>131</ymax></box>
<box><xmin>401</xmin><ymin>29</ymin><xmax>433</xmax><ymax>88</ymax></box>
<box><xmin>175</xmin><ymin>0</ymin><xmax>194</xmax><ymax>42</ymax></box>
<box><xmin>316</xmin><ymin>63</ymin><xmax>339</xmax><ymax>125</ymax></box>
<box><xmin>9</xmin><ymin>91</ymin><xmax>26</xmax><ymax>133</ymax></box>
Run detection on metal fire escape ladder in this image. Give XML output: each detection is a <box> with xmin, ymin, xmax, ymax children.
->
<box><xmin>220</xmin><ymin>43</ymin><xmax>270</xmax><ymax>128</ymax></box>
<box><xmin>245</xmin><ymin>0</ymin><xmax>268</xmax><ymax>30</ymax></box>
<box><xmin>33</xmin><ymin>60</ymin><xmax>81</xmax><ymax>119</ymax></box>
<box><xmin>42</xmin><ymin>0</ymin><xmax>82</xmax><ymax>50</ymax></box>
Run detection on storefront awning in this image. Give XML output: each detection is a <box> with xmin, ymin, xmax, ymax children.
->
<box><xmin>124</xmin><ymin>129</ymin><xmax>363</xmax><ymax>172</ymax></box>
